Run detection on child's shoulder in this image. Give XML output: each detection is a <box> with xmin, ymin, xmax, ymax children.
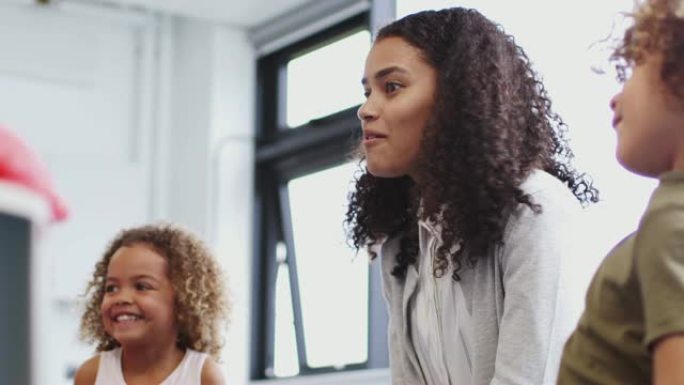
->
<box><xmin>73</xmin><ymin>355</ymin><xmax>100</xmax><ymax>385</ymax></box>
<box><xmin>200</xmin><ymin>356</ymin><xmax>226</xmax><ymax>385</ymax></box>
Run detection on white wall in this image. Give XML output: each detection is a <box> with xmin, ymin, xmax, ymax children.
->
<box><xmin>0</xmin><ymin>2</ymin><xmax>255</xmax><ymax>384</ymax></box>
<box><xmin>0</xmin><ymin>4</ymin><xmax>159</xmax><ymax>383</ymax></box>
<box><xmin>154</xmin><ymin>16</ymin><xmax>257</xmax><ymax>383</ymax></box>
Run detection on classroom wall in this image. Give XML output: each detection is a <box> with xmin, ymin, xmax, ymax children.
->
<box><xmin>0</xmin><ymin>2</ymin><xmax>255</xmax><ymax>383</ymax></box>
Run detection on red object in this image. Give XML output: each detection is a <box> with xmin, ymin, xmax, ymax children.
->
<box><xmin>0</xmin><ymin>124</ymin><xmax>68</xmax><ymax>222</ymax></box>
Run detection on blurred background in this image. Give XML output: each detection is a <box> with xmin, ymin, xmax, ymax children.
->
<box><xmin>0</xmin><ymin>0</ymin><xmax>649</xmax><ymax>384</ymax></box>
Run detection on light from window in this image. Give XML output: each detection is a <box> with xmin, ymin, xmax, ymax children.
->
<box><xmin>286</xmin><ymin>30</ymin><xmax>371</xmax><ymax>128</ymax></box>
<box><xmin>273</xmin><ymin>261</ymin><xmax>300</xmax><ymax>377</ymax></box>
<box><xmin>286</xmin><ymin>162</ymin><xmax>368</xmax><ymax>369</ymax></box>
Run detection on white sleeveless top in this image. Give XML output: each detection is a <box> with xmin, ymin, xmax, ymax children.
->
<box><xmin>94</xmin><ymin>347</ymin><xmax>208</xmax><ymax>385</ymax></box>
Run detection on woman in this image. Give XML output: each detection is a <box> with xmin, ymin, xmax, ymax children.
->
<box><xmin>346</xmin><ymin>7</ymin><xmax>598</xmax><ymax>385</ymax></box>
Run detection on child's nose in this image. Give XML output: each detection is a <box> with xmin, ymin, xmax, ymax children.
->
<box><xmin>113</xmin><ymin>288</ymin><xmax>133</xmax><ymax>304</ymax></box>
<box><xmin>609</xmin><ymin>93</ymin><xmax>619</xmax><ymax>111</ymax></box>
<box><xmin>114</xmin><ymin>296</ymin><xmax>133</xmax><ymax>305</ymax></box>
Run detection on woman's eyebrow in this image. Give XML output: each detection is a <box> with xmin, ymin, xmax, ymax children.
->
<box><xmin>361</xmin><ymin>66</ymin><xmax>409</xmax><ymax>85</ymax></box>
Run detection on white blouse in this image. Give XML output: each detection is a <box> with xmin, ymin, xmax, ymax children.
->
<box><xmin>410</xmin><ymin>219</ymin><xmax>474</xmax><ymax>385</ymax></box>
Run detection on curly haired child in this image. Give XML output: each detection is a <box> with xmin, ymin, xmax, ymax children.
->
<box><xmin>73</xmin><ymin>223</ymin><xmax>230</xmax><ymax>385</ymax></box>
<box><xmin>558</xmin><ymin>0</ymin><xmax>684</xmax><ymax>384</ymax></box>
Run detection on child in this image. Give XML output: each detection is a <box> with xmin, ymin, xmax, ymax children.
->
<box><xmin>558</xmin><ymin>0</ymin><xmax>684</xmax><ymax>383</ymax></box>
<box><xmin>74</xmin><ymin>223</ymin><xmax>230</xmax><ymax>385</ymax></box>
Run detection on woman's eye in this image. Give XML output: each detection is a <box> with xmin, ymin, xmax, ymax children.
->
<box><xmin>363</xmin><ymin>89</ymin><xmax>370</xmax><ymax>98</ymax></box>
<box><xmin>385</xmin><ymin>82</ymin><xmax>401</xmax><ymax>94</ymax></box>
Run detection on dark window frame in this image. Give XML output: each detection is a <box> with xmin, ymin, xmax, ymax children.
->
<box><xmin>251</xmin><ymin>1</ymin><xmax>394</xmax><ymax>380</ymax></box>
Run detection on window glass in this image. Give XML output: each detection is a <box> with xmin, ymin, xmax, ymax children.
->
<box><xmin>286</xmin><ymin>30</ymin><xmax>371</xmax><ymax>128</ymax></box>
<box><xmin>273</xmin><ymin>260</ymin><xmax>300</xmax><ymax>377</ymax></box>
<box><xmin>286</xmin><ymin>162</ymin><xmax>368</xmax><ymax>368</ymax></box>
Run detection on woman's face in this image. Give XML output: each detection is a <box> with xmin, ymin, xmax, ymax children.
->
<box><xmin>359</xmin><ymin>36</ymin><xmax>437</xmax><ymax>179</ymax></box>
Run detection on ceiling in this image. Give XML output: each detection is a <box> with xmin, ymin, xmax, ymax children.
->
<box><xmin>79</xmin><ymin>0</ymin><xmax>314</xmax><ymax>27</ymax></box>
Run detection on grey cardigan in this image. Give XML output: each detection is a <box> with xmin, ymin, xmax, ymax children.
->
<box><xmin>377</xmin><ymin>170</ymin><xmax>592</xmax><ymax>385</ymax></box>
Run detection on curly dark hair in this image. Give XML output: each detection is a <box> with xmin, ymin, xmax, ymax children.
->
<box><xmin>345</xmin><ymin>7</ymin><xmax>599</xmax><ymax>280</ymax></box>
<box><xmin>612</xmin><ymin>0</ymin><xmax>684</xmax><ymax>100</ymax></box>
<box><xmin>79</xmin><ymin>223</ymin><xmax>230</xmax><ymax>359</ymax></box>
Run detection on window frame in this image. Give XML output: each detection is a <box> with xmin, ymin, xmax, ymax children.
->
<box><xmin>251</xmin><ymin>1</ymin><xmax>394</xmax><ymax>380</ymax></box>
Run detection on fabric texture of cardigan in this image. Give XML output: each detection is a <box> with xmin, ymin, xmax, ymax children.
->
<box><xmin>376</xmin><ymin>170</ymin><xmax>595</xmax><ymax>385</ymax></box>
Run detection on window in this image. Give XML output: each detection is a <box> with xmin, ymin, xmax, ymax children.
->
<box><xmin>252</xmin><ymin>1</ymin><xmax>395</xmax><ymax>380</ymax></box>
<box><xmin>285</xmin><ymin>30</ymin><xmax>370</xmax><ymax>128</ymax></box>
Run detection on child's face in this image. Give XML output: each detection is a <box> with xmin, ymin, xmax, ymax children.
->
<box><xmin>100</xmin><ymin>243</ymin><xmax>178</xmax><ymax>349</ymax></box>
<box><xmin>610</xmin><ymin>54</ymin><xmax>684</xmax><ymax>177</ymax></box>
<box><xmin>358</xmin><ymin>36</ymin><xmax>437</xmax><ymax>180</ymax></box>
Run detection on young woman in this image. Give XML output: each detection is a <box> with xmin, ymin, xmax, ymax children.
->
<box><xmin>346</xmin><ymin>7</ymin><xmax>598</xmax><ymax>385</ymax></box>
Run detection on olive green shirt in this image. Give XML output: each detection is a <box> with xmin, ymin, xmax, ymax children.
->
<box><xmin>558</xmin><ymin>171</ymin><xmax>684</xmax><ymax>385</ymax></box>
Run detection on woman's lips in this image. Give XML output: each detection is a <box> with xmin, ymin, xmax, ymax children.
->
<box><xmin>363</xmin><ymin>131</ymin><xmax>387</xmax><ymax>145</ymax></box>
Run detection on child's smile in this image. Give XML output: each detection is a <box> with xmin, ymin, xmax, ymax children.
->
<box><xmin>109</xmin><ymin>310</ymin><xmax>145</xmax><ymax>328</ymax></box>
<box><xmin>100</xmin><ymin>243</ymin><xmax>178</xmax><ymax>348</ymax></box>
<box><xmin>113</xmin><ymin>313</ymin><xmax>143</xmax><ymax>322</ymax></box>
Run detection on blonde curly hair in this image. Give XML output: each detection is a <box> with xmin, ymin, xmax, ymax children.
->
<box><xmin>612</xmin><ymin>0</ymin><xmax>684</xmax><ymax>99</ymax></box>
<box><xmin>79</xmin><ymin>223</ymin><xmax>230</xmax><ymax>359</ymax></box>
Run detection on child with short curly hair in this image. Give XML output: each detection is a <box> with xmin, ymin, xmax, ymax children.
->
<box><xmin>558</xmin><ymin>0</ymin><xmax>684</xmax><ymax>383</ymax></box>
<box><xmin>74</xmin><ymin>223</ymin><xmax>230</xmax><ymax>385</ymax></box>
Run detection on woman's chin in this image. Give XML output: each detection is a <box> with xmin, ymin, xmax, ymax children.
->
<box><xmin>368</xmin><ymin>168</ymin><xmax>399</xmax><ymax>178</ymax></box>
<box><xmin>367</xmin><ymin>163</ymin><xmax>412</xmax><ymax>178</ymax></box>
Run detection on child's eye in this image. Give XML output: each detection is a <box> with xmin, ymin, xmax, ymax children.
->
<box><xmin>135</xmin><ymin>282</ymin><xmax>151</xmax><ymax>291</ymax></box>
<box><xmin>104</xmin><ymin>284</ymin><xmax>118</xmax><ymax>293</ymax></box>
<box><xmin>614</xmin><ymin>63</ymin><xmax>633</xmax><ymax>84</ymax></box>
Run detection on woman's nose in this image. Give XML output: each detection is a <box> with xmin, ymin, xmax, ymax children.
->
<box><xmin>357</xmin><ymin>99</ymin><xmax>377</xmax><ymax>122</ymax></box>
